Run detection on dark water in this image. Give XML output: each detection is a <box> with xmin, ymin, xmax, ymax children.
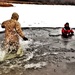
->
<box><xmin>0</xmin><ymin>27</ymin><xmax>75</xmax><ymax>75</ymax></box>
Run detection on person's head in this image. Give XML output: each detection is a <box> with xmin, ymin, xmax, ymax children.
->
<box><xmin>64</xmin><ymin>22</ymin><xmax>69</xmax><ymax>27</ymax></box>
<box><xmin>11</xmin><ymin>12</ymin><xmax>19</xmax><ymax>20</ymax></box>
<box><xmin>64</xmin><ymin>22</ymin><xmax>70</xmax><ymax>30</ymax></box>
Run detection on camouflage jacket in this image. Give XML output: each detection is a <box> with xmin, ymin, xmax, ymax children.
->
<box><xmin>1</xmin><ymin>19</ymin><xmax>25</xmax><ymax>44</ymax></box>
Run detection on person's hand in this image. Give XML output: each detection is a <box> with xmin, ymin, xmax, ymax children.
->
<box><xmin>23</xmin><ymin>37</ymin><xmax>28</xmax><ymax>41</ymax></box>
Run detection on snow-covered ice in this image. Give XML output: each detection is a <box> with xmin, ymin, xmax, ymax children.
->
<box><xmin>0</xmin><ymin>4</ymin><xmax>75</xmax><ymax>31</ymax></box>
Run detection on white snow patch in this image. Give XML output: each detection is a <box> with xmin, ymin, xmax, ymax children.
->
<box><xmin>0</xmin><ymin>4</ymin><xmax>75</xmax><ymax>32</ymax></box>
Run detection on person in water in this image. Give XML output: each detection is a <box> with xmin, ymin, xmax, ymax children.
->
<box><xmin>1</xmin><ymin>12</ymin><xmax>28</xmax><ymax>52</ymax></box>
<box><xmin>61</xmin><ymin>22</ymin><xmax>74</xmax><ymax>38</ymax></box>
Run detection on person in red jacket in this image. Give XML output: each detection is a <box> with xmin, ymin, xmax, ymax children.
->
<box><xmin>62</xmin><ymin>22</ymin><xmax>74</xmax><ymax>38</ymax></box>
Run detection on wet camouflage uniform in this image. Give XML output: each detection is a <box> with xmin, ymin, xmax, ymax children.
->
<box><xmin>1</xmin><ymin>12</ymin><xmax>26</xmax><ymax>52</ymax></box>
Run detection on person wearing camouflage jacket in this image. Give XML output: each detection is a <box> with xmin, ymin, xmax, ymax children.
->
<box><xmin>1</xmin><ymin>12</ymin><xmax>28</xmax><ymax>52</ymax></box>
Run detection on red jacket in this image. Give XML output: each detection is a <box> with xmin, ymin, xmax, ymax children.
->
<box><xmin>62</xmin><ymin>28</ymin><xmax>74</xmax><ymax>34</ymax></box>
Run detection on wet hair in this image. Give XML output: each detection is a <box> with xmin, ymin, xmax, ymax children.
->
<box><xmin>11</xmin><ymin>12</ymin><xmax>19</xmax><ymax>20</ymax></box>
<box><xmin>65</xmin><ymin>22</ymin><xmax>69</xmax><ymax>25</ymax></box>
<box><xmin>64</xmin><ymin>22</ymin><xmax>70</xmax><ymax>30</ymax></box>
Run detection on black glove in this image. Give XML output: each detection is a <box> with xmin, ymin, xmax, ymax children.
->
<box><xmin>71</xmin><ymin>32</ymin><xmax>74</xmax><ymax>36</ymax></box>
<box><xmin>23</xmin><ymin>37</ymin><xmax>28</xmax><ymax>41</ymax></box>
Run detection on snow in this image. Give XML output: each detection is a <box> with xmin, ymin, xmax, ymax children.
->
<box><xmin>0</xmin><ymin>4</ymin><xmax>75</xmax><ymax>31</ymax></box>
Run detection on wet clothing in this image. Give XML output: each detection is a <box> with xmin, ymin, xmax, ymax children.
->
<box><xmin>62</xmin><ymin>27</ymin><xmax>74</xmax><ymax>38</ymax></box>
<box><xmin>1</xmin><ymin>19</ymin><xmax>25</xmax><ymax>51</ymax></box>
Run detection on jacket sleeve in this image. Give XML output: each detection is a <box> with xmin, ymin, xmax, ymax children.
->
<box><xmin>62</xmin><ymin>28</ymin><xmax>65</xmax><ymax>33</ymax></box>
<box><xmin>15</xmin><ymin>22</ymin><xmax>25</xmax><ymax>38</ymax></box>
<box><xmin>71</xmin><ymin>29</ymin><xmax>74</xmax><ymax>33</ymax></box>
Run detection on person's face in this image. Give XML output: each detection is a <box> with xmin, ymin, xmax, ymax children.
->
<box><xmin>65</xmin><ymin>24</ymin><xmax>69</xmax><ymax>27</ymax></box>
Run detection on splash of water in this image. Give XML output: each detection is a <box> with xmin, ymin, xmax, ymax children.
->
<box><xmin>0</xmin><ymin>49</ymin><xmax>6</xmax><ymax>61</ymax></box>
<box><xmin>0</xmin><ymin>38</ymin><xmax>48</xmax><ymax>71</ymax></box>
<box><xmin>19</xmin><ymin>39</ymin><xmax>33</xmax><ymax>50</ymax></box>
<box><xmin>0</xmin><ymin>39</ymin><xmax>33</xmax><ymax>61</ymax></box>
<box><xmin>24</xmin><ymin>62</ymin><xmax>47</xmax><ymax>69</ymax></box>
<box><xmin>24</xmin><ymin>49</ymin><xmax>38</xmax><ymax>62</ymax></box>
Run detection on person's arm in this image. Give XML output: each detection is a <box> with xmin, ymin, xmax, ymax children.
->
<box><xmin>71</xmin><ymin>29</ymin><xmax>74</xmax><ymax>33</ymax></box>
<box><xmin>15</xmin><ymin>22</ymin><xmax>28</xmax><ymax>40</ymax></box>
<box><xmin>62</xmin><ymin>28</ymin><xmax>64</xmax><ymax>33</ymax></box>
<box><xmin>62</xmin><ymin>28</ymin><xmax>67</xmax><ymax>34</ymax></box>
<box><xmin>70</xmin><ymin>29</ymin><xmax>74</xmax><ymax>35</ymax></box>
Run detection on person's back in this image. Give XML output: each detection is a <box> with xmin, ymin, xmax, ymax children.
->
<box><xmin>2</xmin><ymin>19</ymin><xmax>19</xmax><ymax>43</ymax></box>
